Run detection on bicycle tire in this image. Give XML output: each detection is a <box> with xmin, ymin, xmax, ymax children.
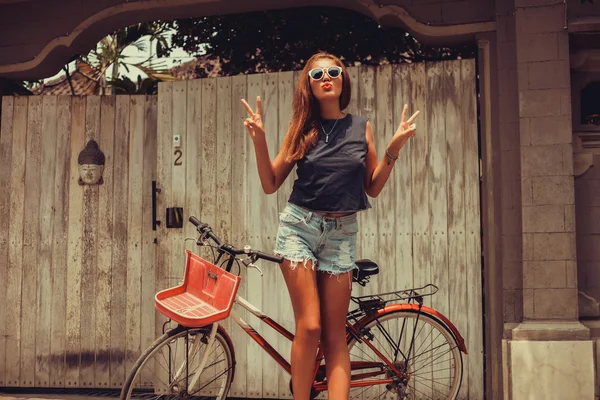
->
<box><xmin>345</xmin><ymin>309</ymin><xmax>463</xmax><ymax>400</ymax></box>
<box><xmin>120</xmin><ymin>324</ymin><xmax>235</xmax><ymax>400</ymax></box>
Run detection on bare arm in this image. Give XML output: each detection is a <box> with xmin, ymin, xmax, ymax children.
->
<box><xmin>242</xmin><ymin>97</ymin><xmax>295</xmax><ymax>194</ymax></box>
<box><xmin>364</xmin><ymin>105</ymin><xmax>419</xmax><ymax>198</ymax></box>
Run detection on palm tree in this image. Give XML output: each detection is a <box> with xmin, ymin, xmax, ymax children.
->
<box><xmin>83</xmin><ymin>21</ymin><xmax>172</xmax><ymax>94</ymax></box>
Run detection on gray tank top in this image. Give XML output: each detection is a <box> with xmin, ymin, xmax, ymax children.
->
<box><xmin>288</xmin><ymin>114</ymin><xmax>372</xmax><ymax>213</ymax></box>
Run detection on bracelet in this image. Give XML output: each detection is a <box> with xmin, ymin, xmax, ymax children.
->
<box><xmin>385</xmin><ymin>149</ymin><xmax>399</xmax><ymax>161</ymax></box>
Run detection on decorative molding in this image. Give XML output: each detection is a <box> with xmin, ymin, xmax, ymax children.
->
<box><xmin>569</xmin><ymin>16</ymin><xmax>600</xmax><ymax>33</ymax></box>
<box><xmin>358</xmin><ymin>0</ymin><xmax>496</xmax><ymax>40</ymax></box>
<box><xmin>0</xmin><ymin>0</ymin><xmax>220</xmax><ymax>76</ymax></box>
<box><xmin>0</xmin><ymin>0</ymin><xmax>496</xmax><ymax>77</ymax></box>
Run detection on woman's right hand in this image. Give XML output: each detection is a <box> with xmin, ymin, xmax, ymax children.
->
<box><xmin>241</xmin><ymin>97</ymin><xmax>265</xmax><ymax>142</ymax></box>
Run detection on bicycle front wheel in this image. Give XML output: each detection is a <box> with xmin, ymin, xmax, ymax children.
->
<box><xmin>120</xmin><ymin>324</ymin><xmax>234</xmax><ymax>400</ymax></box>
<box><xmin>347</xmin><ymin>310</ymin><xmax>463</xmax><ymax>400</ymax></box>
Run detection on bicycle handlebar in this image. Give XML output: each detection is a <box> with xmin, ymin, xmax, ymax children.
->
<box><xmin>189</xmin><ymin>216</ymin><xmax>284</xmax><ymax>265</ymax></box>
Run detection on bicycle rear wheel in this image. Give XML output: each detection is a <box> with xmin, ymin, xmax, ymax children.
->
<box><xmin>120</xmin><ymin>324</ymin><xmax>234</xmax><ymax>400</ymax></box>
<box><xmin>346</xmin><ymin>310</ymin><xmax>463</xmax><ymax>400</ymax></box>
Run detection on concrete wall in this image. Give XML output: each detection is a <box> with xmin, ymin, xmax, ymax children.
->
<box><xmin>577</xmin><ymin>155</ymin><xmax>600</xmax><ymax>315</ymax></box>
<box><xmin>568</xmin><ymin>0</ymin><xmax>600</xmax><ymax>19</ymax></box>
<box><xmin>495</xmin><ymin>0</ymin><xmax>524</xmax><ymax>324</ymax></box>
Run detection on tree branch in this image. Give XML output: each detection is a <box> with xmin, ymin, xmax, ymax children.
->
<box><xmin>63</xmin><ymin>64</ymin><xmax>76</xmax><ymax>96</ymax></box>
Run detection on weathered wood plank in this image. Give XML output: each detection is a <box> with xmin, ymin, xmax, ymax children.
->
<box><xmin>50</xmin><ymin>96</ymin><xmax>71</xmax><ymax>387</ymax></box>
<box><xmin>5</xmin><ymin>96</ymin><xmax>27</xmax><ymax>386</ymax></box>
<box><xmin>358</xmin><ymin>64</ymin><xmax>378</xmax><ymax>271</ymax></box>
<box><xmin>140</xmin><ymin>95</ymin><xmax>157</xmax><ymax>385</ymax></box>
<box><xmin>156</xmin><ymin>82</ymin><xmax>173</xmax><ymax>340</ymax></box>
<box><xmin>80</xmin><ymin>95</ymin><xmax>101</xmax><ymax>388</ymax></box>
<box><xmin>36</xmin><ymin>95</ymin><xmax>58</xmax><ymax>387</ymax></box>
<box><xmin>444</xmin><ymin>60</ymin><xmax>469</xmax><ymax>399</ymax></box>
<box><xmin>170</xmin><ymin>81</ymin><xmax>187</xmax><ymax>282</ymax></box>
<box><xmin>180</xmin><ymin>81</ymin><xmax>201</xmax><ymax>395</ymax></box>
<box><xmin>125</xmin><ymin>96</ymin><xmax>145</xmax><ymax>376</ymax></box>
<box><xmin>215</xmin><ymin>75</ymin><xmax>234</xmax><ymax>396</ymax></box>
<box><xmin>346</xmin><ymin>67</ymin><xmax>361</xmax><ymax>290</ymax></box>
<box><xmin>463</xmin><ymin>58</ymin><xmax>484</xmax><ymax>400</ymax></box>
<box><xmin>374</xmin><ymin>66</ymin><xmax>399</xmax><ymax>399</ymax></box>
<box><xmin>375</xmin><ymin>65</ymin><xmax>396</xmax><ymax>298</ymax></box>
<box><xmin>392</xmin><ymin>64</ymin><xmax>415</xmax><ymax>399</ymax></box>
<box><xmin>392</xmin><ymin>64</ymin><xmax>414</xmax><ymax>292</ymax></box>
<box><xmin>276</xmin><ymin>70</ymin><xmax>295</xmax><ymax>400</ymax></box>
<box><xmin>276</xmin><ymin>71</ymin><xmax>294</xmax><ymax>214</ymax></box>
<box><xmin>216</xmin><ymin>76</ymin><xmax>233</xmax><ymax>244</ymax></box>
<box><xmin>95</xmin><ymin>95</ymin><xmax>115</xmax><ymax>388</ymax></box>
<box><xmin>199</xmin><ymin>78</ymin><xmax>217</xmax><ymax>261</ymax></box>
<box><xmin>428</xmin><ymin>62</ymin><xmax>450</xmax><ymax>396</ymax></box>
<box><xmin>358</xmin><ymin>65</ymin><xmax>380</xmax><ymax>400</ymax></box>
<box><xmin>110</xmin><ymin>95</ymin><xmax>130</xmax><ymax>388</ymax></box>
<box><xmin>198</xmin><ymin>77</ymin><xmax>218</xmax><ymax>396</ymax></box>
<box><xmin>0</xmin><ymin>96</ymin><xmax>14</xmax><ymax>386</ymax></box>
<box><xmin>409</xmin><ymin>62</ymin><xmax>431</xmax><ymax>398</ymax></box>
<box><xmin>245</xmin><ymin>72</ymin><xmax>264</xmax><ymax>398</ymax></box>
<box><xmin>229</xmin><ymin>73</ymin><xmax>249</xmax><ymax>398</ymax></box>
<box><xmin>260</xmin><ymin>72</ymin><xmax>280</xmax><ymax>399</ymax></box>
<box><xmin>184</xmin><ymin>79</ymin><xmax>201</xmax><ymax>257</ymax></box>
<box><xmin>65</xmin><ymin>96</ymin><xmax>86</xmax><ymax>388</ymax></box>
<box><xmin>21</xmin><ymin>96</ymin><xmax>42</xmax><ymax>387</ymax></box>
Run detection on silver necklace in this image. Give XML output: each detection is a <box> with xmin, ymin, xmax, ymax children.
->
<box><xmin>320</xmin><ymin>114</ymin><xmax>343</xmax><ymax>143</ymax></box>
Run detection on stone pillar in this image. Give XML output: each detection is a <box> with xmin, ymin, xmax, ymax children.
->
<box><xmin>502</xmin><ymin>1</ymin><xmax>596</xmax><ymax>399</ymax></box>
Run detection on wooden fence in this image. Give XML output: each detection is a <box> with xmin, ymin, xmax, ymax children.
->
<box><xmin>0</xmin><ymin>59</ymin><xmax>483</xmax><ymax>399</ymax></box>
<box><xmin>0</xmin><ymin>95</ymin><xmax>157</xmax><ymax>389</ymax></box>
<box><xmin>156</xmin><ymin>60</ymin><xmax>483</xmax><ymax>399</ymax></box>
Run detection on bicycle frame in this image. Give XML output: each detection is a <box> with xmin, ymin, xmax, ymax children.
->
<box><xmin>229</xmin><ymin>294</ymin><xmax>404</xmax><ymax>391</ymax></box>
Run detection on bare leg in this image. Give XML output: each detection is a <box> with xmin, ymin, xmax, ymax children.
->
<box><xmin>280</xmin><ymin>260</ymin><xmax>321</xmax><ymax>400</ymax></box>
<box><xmin>317</xmin><ymin>271</ymin><xmax>352</xmax><ymax>400</ymax></box>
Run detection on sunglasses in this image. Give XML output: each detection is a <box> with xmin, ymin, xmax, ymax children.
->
<box><xmin>308</xmin><ymin>66</ymin><xmax>343</xmax><ymax>80</ymax></box>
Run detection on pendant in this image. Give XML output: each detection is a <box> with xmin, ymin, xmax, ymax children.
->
<box><xmin>326</xmin><ymin>134</ymin><xmax>329</xmax><ymax>143</ymax></box>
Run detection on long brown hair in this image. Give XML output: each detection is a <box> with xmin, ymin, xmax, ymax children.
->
<box><xmin>281</xmin><ymin>52</ymin><xmax>351</xmax><ymax>162</ymax></box>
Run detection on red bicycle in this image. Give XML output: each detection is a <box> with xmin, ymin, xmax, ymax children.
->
<box><xmin>120</xmin><ymin>216</ymin><xmax>467</xmax><ymax>400</ymax></box>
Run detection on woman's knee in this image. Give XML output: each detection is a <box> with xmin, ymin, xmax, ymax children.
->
<box><xmin>296</xmin><ymin>318</ymin><xmax>322</xmax><ymax>341</ymax></box>
<box><xmin>320</xmin><ymin>326</ymin><xmax>347</xmax><ymax>350</ymax></box>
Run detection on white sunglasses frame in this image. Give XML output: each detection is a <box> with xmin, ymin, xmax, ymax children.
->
<box><xmin>308</xmin><ymin>66</ymin><xmax>343</xmax><ymax>81</ymax></box>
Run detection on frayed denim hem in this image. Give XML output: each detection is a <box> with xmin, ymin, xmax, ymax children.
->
<box><xmin>274</xmin><ymin>251</ymin><xmax>318</xmax><ymax>271</ymax></box>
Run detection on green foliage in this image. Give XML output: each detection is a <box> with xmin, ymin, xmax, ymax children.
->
<box><xmin>166</xmin><ymin>7</ymin><xmax>477</xmax><ymax>78</ymax></box>
<box><xmin>84</xmin><ymin>21</ymin><xmax>171</xmax><ymax>79</ymax></box>
<box><xmin>108</xmin><ymin>75</ymin><xmax>159</xmax><ymax>95</ymax></box>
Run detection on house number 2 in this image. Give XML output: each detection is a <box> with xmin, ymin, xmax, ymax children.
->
<box><xmin>174</xmin><ymin>150</ymin><xmax>183</xmax><ymax>166</ymax></box>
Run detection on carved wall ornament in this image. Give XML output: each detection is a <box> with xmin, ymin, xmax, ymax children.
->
<box><xmin>78</xmin><ymin>139</ymin><xmax>105</xmax><ymax>185</ymax></box>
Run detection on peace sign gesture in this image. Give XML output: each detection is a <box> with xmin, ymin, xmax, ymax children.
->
<box><xmin>241</xmin><ymin>96</ymin><xmax>265</xmax><ymax>142</ymax></box>
<box><xmin>392</xmin><ymin>104</ymin><xmax>420</xmax><ymax>147</ymax></box>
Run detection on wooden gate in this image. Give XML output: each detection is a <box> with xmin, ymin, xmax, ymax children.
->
<box><xmin>155</xmin><ymin>59</ymin><xmax>483</xmax><ymax>399</ymax></box>
<box><xmin>0</xmin><ymin>59</ymin><xmax>482</xmax><ymax>399</ymax></box>
<box><xmin>0</xmin><ymin>95</ymin><xmax>157</xmax><ymax>389</ymax></box>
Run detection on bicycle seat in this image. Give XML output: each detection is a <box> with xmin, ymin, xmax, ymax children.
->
<box><xmin>353</xmin><ymin>259</ymin><xmax>379</xmax><ymax>282</ymax></box>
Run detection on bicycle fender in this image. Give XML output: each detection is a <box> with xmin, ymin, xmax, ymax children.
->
<box><xmin>218</xmin><ymin>324</ymin><xmax>237</xmax><ymax>379</ymax></box>
<box><xmin>358</xmin><ymin>304</ymin><xmax>468</xmax><ymax>354</ymax></box>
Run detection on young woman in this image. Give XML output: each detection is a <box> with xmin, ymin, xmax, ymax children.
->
<box><xmin>241</xmin><ymin>52</ymin><xmax>419</xmax><ymax>400</ymax></box>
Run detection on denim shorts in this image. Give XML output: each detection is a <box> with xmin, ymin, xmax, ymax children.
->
<box><xmin>274</xmin><ymin>203</ymin><xmax>359</xmax><ymax>275</ymax></box>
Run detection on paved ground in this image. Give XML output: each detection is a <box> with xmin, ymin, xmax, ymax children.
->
<box><xmin>0</xmin><ymin>392</ymin><xmax>115</xmax><ymax>400</ymax></box>
<box><xmin>1</xmin><ymin>396</ymin><xmax>111</xmax><ymax>400</ymax></box>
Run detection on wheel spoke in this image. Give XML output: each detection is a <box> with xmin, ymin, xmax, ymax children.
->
<box><xmin>347</xmin><ymin>310</ymin><xmax>463</xmax><ymax>400</ymax></box>
<box><xmin>122</xmin><ymin>328</ymin><xmax>233</xmax><ymax>400</ymax></box>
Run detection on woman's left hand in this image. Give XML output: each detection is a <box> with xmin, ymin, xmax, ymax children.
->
<box><xmin>389</xmin><ymin>104</ymin><xmax>420</xmax><ymax>153</ymax></box>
